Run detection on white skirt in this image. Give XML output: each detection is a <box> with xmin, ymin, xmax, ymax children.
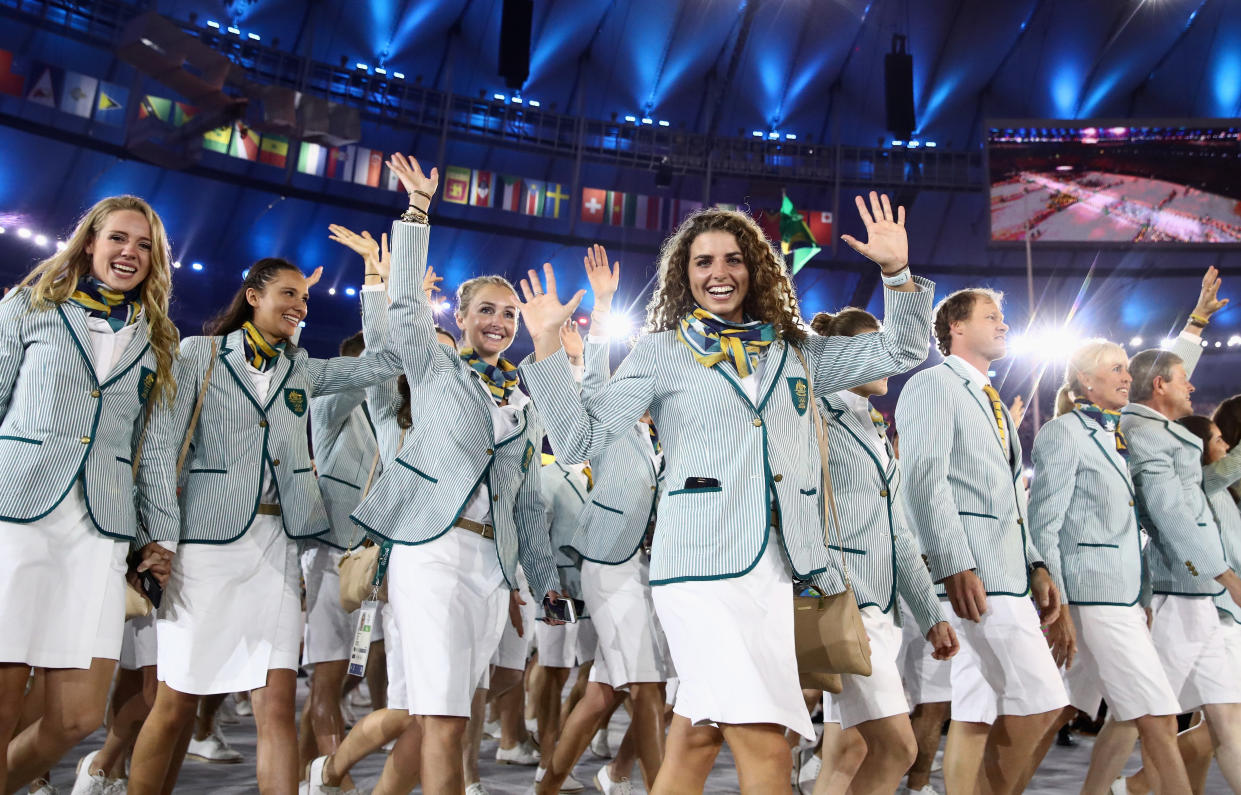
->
<box><xmin>827</xmin><ymin>607</ymin><xmax>909</xmax><ymax>729</ymax></box>
<box><xmin>535</xmin><ymin>617</ymin><xmax>596</xmax><ymax>668</ymax></box>
<box><xmin>652</xmin><ymin>530</ymin><xmax>815</xmax><ymax>740</ymax></box>
<box><xmin>389</xmin><ymin>528</ymin><xmax>508</xmax><ymax>717</ymax></box>
<box><xmin>0</xmin><ymin>484</ymin><xmax>127</xmax><ymax>668</ymax></box>
<box><xmin>120</xmin><ymin>614</ymin><xmax>158</xmax><ymax>671</ymax></box>
<box><xmin>582</xmin><ymin>554</ymin><xmax>671</xmax><ymax>690</ymax></box>
<box><xmin>300</xmin><ymin>545</ymin><xmax>353</xmax><ymax>665</ymax></box>
<box><xmin>156</xmin><ymin>514</ymin><xmax>301</xmax><ymax>695</ymax></box>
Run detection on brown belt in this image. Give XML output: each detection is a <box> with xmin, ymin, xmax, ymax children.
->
<box><xmin>257</xmin><ymin>504</ymin><xmax>282</xmax><ymax>516</ymax></box>
<box><xmin>453</xmin><ymin>517</ymin><xmax>495</xmax><ymax>540</ymax></box>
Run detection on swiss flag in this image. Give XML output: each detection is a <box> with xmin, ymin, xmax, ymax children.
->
<box><xmin>581</xmin><ymin>188</ymin><xmax>606</xmax><ymax>224</ymax></box>
<box><xmin>807</xmin><ymin>211</ymin><xmax>833</xmax><ymax>244</ymax></box>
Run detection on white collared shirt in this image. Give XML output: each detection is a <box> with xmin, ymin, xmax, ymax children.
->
<box><xmin>459</xmin><ymin>378</ymin><xmax>528</xmax><ymax>527</ymax></box>
<box><xmin>947</xmin><ymin>354</ymin><xmax>1010</xmax><ymax>455</ymax></box>
<box><xmin>837</xmin><ymin>389</ymin><xmax>890</xmax><ymax>467</ymax></box>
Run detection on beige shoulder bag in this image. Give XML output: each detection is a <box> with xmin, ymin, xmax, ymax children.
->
<box><xmin>789</xmin><ymin>346</ymin><xmax>873</xmax><ymax>689</ymax></box>
<box><xmin>338</xmin><ymin>427</ymin><xmax>404</xmax><ymax>612</ymax></box>
<box><xmin>125</xmin><ymin>339</ymin><xmax>219</xmax><ymax>619</ymax></box>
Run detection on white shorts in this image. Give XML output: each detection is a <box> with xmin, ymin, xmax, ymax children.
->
<box><xmin>1151</xmin><ymin>595</ymin><xmax>1241</xmax><ymax>711</ymax></box>
<box><xmin>492</xmin><ymin>568</ymin><xmax>536</xmax><ymax>671</ymax></box>
<box><xmin>582</xmin><ymin>555</ymin><xmax>672</xmax><ymax>690</ymax></box>
<box><xmin>1065</xmin><ymin>604</ymin><xmax>1180</xmax><ymax>721</ymax></box>
<box><xmin>120</xmin><ymin>613</ymin><xmax>158</xmax><ymax>671</ymax></box>
<box><xmin>535</xmin><ymin>617</ymin><xmax>596</xmax><ymax>668</ymax></box>
<box><xmin>380</xmin><ymin>603</ymin><xmax>406</xmax><ymax>711</ymax></box>
<box><xmin>301</xmin><ymin>545</ymin><xmax>353</xmax><ymax>665</ymax></box>
<box><xmin>899</xmin><ymin>597</ymin><xmax>952</xmax><ymax>706</ymax></box>
<box><xmin>824</xmin><ymin>607</ymin><xmax>909</xmax><ymax>730</ymax></box>
<box><xmin>947</xmin><ymin>594</ymin><xmax>1068</xmax><ymax>723</ymax></box>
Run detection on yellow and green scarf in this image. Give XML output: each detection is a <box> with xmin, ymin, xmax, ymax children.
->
<box><xmin>1074</xmin><ymin>398</ymin><xmax>1128</xmax><ymax>459</ymax></box>
<box><xmin>676</xmin><ymin>308</ymin><xmax>775</xmax><ymax>379</ymax></box>
<box><xmin>69</xmin><ymin>278</ymin><xmax>142</xmax><ymax>332</ymax></box>
<box><xmin>461</xmin><ymin>347</ymin><xmax>520</xmax><ymax>402</ymax></box>
<box><xmin>242</xmin><ymin>321</ymin><xmax>285</xmax><ymax>372</ymax></box>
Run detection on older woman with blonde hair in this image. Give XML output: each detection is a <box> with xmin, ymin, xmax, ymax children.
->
<box><xmin>516</xmin><ymin>193</ymin><xmax>934</xmax><ymax>793</ymax></box>
<box><xmin>0</xmin><ymin>195</ymin><xmax>180</xmax><ymax>792</ymax></box>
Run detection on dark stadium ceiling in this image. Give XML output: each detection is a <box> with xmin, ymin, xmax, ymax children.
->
<box><xmin>188</xmin><ymin>0</ymin><xmax>1241</xmax><ymax>147</ymax></box>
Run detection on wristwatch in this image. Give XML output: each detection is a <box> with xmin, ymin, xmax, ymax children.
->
<box><xmin>1028</xmin><ymin>561</ymin><xmax>1048</xmax><ymax>577</ymax></box>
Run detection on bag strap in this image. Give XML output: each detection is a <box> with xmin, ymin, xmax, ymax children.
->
<box><xmin>346</xmin><ymin>426</ymin><xmax>406</xmax><ymax>552</ymax></box>
<box><xmin>131</xmin><ymin>338</ymin><xmax>219</xmax><ymax>481</ymax></box>
<box><xmin>790</xmin><ymin>345</ymin><xmax>853</xmax><ymax>591</ymax></box>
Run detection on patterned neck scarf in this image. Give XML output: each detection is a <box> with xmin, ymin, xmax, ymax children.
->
<box><xmin>460</xmin><ymin>347</ymin><xmax>520</xmax><ymax>402</ymax></box>
<box><xmin>582</xmin><ymin>464</ymin><xmax>594</xmax><ymax>491</ymax></box>
<box><xmin>676</xmin><ymin>308</ymin><xmax>775</xmax><ymax>379</ymax></box>
<box><xmin>869</xmin><ymin>407</ymin><xmax>888</xmax><ymax>438</ymax></box>
<box><xmin>69</xmin><ymin>278</ymin><xmax>142</xmax><ymax>332</ymax></box>
<box><xmin>648</xmin><ymin>422</ymin><xmax>662</xmax><ymax>455</ymax></box>
<box><xmin>1074</xmin><ymin>398</ymin><xmax>1129</xmax><ymax>459</ymax></box>
<box><xmin>241</xmin><ymin>321</ymin><xmax>284</xmax><ymax>372</ymax></box>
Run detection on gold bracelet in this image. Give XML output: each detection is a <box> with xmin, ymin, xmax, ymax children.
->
<box><xmin>1189</xmin><ymin>312</ymin><xmax>1210</xmax><ymax>328</ymax></box>
<box><xmin>400</xmin><ymin>206</ymin><xmax>430</xmax><ymax>225</ymax></box>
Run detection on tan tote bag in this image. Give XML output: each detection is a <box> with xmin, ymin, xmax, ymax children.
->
<box><xmin>789</xmin><ymin>346</ymin><xmax>873</xmax><ymax>686</ymax></box>
<box><xmin>338</xmin><ymin>427</ymin><xmax>404</xmax><ymax>612</ymax></box>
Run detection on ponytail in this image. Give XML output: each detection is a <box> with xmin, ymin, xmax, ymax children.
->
<box><xmin>1054</xmin><ymin>385</ymin><xmax>1076</xmax><ymax>417</ymax></box>
<box><xmin>810</xmin><ymin>307</ymin><xmax>880</xmax><ymax>339</ymax></box>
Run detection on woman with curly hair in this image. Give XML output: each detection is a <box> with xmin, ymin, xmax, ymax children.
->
<box><xmin>517</xmin><ymin>193</ymin><xmax>934</xmax><ymax>793</ymax></box>
<box><xmin>0</xmin><ymin>195</ymin><xmax>180</xmax><ymax>792</ymax></box>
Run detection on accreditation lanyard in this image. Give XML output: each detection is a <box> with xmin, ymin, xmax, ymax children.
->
<box><xmin>347</xmin><ymin>541</ymin><xmax>393</xmax><ymax>678</ymax></box>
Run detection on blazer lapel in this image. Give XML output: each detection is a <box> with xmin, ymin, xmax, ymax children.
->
<box><xmin>1077</xmin><ymin>413</ymin><xmax>1135</xmax><ymax>495</ymax></box>
<box><xmin>56</xmin><ymin>304</ymin><xmax>98</xmax><ymax>382</ymax></box>
<box><xmin>100</xmin><ymin>320</ymin><xmax>152</xmax><ymax>389</ymax></box>
<box><xmin>943</xmin><ymin>359</ymin><xmax>1008</xmax><ymax>457</ymax></box>
<box><xmin>219</xmin><ymin>331</ymin><xmax>266</xmax><ymax>414</ymax></box>
<box><xmin>824</xmin><ymin>394</ymin><xmax>889</xmax><ymax>483</ymax></box>
<box><xmin>559</xmin><ymin>464</ymin><xmax>586</xmax><ymax>503</ymax></box>
<box><xmin>496</xmin><ymin>398</ymin><xmax>530</xmax><ymax>447</ymax></box>
<box><xmin>263</xmin><ymin>349</ymin><xmax>294</xmax><ymax>411</ymax></box>
<box><xmin>755</xmin><ymin>341</ymin><xmax>788</xmax><ymax>412</ymax></box>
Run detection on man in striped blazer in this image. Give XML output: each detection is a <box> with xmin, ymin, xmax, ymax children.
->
<box><xmin>896</xmin><ymin>288</ymin><xmax>1067</xmax><ymax>795</ymax></box>
<box><xmin>1121</xmin><ymin>346</ymin><xmax>1241</xmax><ymax>790</ymax></box>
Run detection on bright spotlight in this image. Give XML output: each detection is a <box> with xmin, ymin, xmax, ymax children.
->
<box><xmin>1008</xmin><ymin>327</ymin><xmax>1081</xmax><ymax>361</ymax></box>
<box><xmin>1129</xmin><ymin>336</ymin><xmax>1143</xmax><ymax>347</ymax></box>
<box><xmin>17</xmin><ymin>228</ymin><xmax>31</xmax><ymax>239</ymax></box>
<box><xmin>328</xmin><ymin>287</ymin><xmax>336</xmax><ymax>296</ymax></box>
<box><xmin>0</xmin><ymin>227</ymin><xmax>6</xmax><ymax>234</ymax></box>
<box><xmin>1227</xmin><ymin>335</ymin><xmax>1241</xmax><ymax>347</ymax></box>
<box><xmin>173</xmin><ymin>260</ymin><xmax>182</xmax><ymax>269</ymax></box>
<box><xmin>33</xmin><ymin>234</ymin><xmax>47</xmax><ymax>247</ymax></box>
<box><xmin>604</xmin><ymin>313</ymin><xmax>634</xmax><ymax>340</ymax></box>
<box><xmin>434</xmin><ymin>299</ymin><xmax>451</xmax><ymax>312</ymax></box>
<box><xmin>191</xmin><ymin>262</ymin><xmax>203</xmax><ymax>271</ymax></box>
<box><xmin>1215</xmin><ymin>341</ymin><xmax>1223</xmax><ymax>348</ymax></box>
<box><xmin>55</xmin><ymin>241</ymin><xmax>65</xmax><ymax>250</ymax></box>
<box><xmin>344</xmin><ymin>287</ymin><xmax>357</xmax><ymax>296</ymax></box>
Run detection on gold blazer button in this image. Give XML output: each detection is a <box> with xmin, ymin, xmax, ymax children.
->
<box><xmin>259</xmin><ymin>420</ymin><xmax>268</xmax><ymax>428</ymax></box>
<box><xmin>879</xmin><ymin>489</ymin><xmax>889</xmax><ymax>498</ymax></box>
<box><xmin>90</xmin><ymin>389</ymin><xmax>100</xmax><ymax>398</ymax></box>
<box><xmin>1129</xmin><ymin>500</ymin><xmax>1135</xmax><ymax>507</ymax></box>
<box><xmin>1017</xmin><ymin>518</ymin><xmax>1024</xmax><ymax>525</ymax></box>
<box><xmin>80</xmin><ymin>436</ymin><xmax>91</xmax><ymax>444</ymax></box>
<box><xmin>493</xmin><ymin>494</ymin><xmax>500</xmax><ymax>502</ymax></box>
<box><xmin>773</xmin><ymin>474</ymin><xmax>783</xmax><ymax>482</ymax></box>
<box><xmin>271</xmin><ymin>459</ymin><xmax>281</xmax><ymax>467</ymax></box>
<box><xmin>486</xmin><ymin>448</ymin><xmax>494</xmax><ymax>455</ymax></box>
<box><xmin>752</xmin><ymin>418</ymin><xmax>762</xmax><ymax>427</ymax></box>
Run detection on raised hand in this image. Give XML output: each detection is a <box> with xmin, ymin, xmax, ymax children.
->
<box><xmin>583</xmin><ymin>244</ymin><xmax>620</xmax><ymax>313</ymax></box>
<box><xmin>1009</xmin><ymin>394</ymin><xmax>1026</xmax><ymax>428</ymax></box>
<box><xmin>516</xmin><ymin>264</ymin><xmax>587</xmax><ymax>361</ymax></box>
<box><xmin>1195</xmin><ymin>265</ymin><xmax>1229</xmax><ymax>320</ymax></box>
<box><xmin>386</xmin><ymin>153</ymin><xmax>439</xmax><ymax>210</ymax></box>
<box><xmin>305</xmin><ymin>266</ymin><xmax>325</xmax><ymax>289</ymax></box>
<box><xmin>328</xmin><ymin>224</ymin><xmax>380</xmax><ymax>267</ymax></box>
<box><xmin>560</xmin><ymin>318</ymin><xmax>584</xmax><ymax>363</ymax></box>
<box><xmin>423</xmin><ymin>264</ymin><xmax>443</xmax><ymax>304</ymax></box>
<box><xmin>840</xmin><ymin>191</ymin><xmax>908</xmax><ymax>275</ymax></box>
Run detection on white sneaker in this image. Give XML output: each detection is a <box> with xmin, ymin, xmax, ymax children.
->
<box><xmin>186</xmin><ymin>724</ymin><xmax>243</xmax><ymax>763</ymax></box>
<box><xmin>593</xmin><ymin>766</ymin><xmax>631</xmax><ymax>795</ymax></box>
<box><xmin>1110</xmin><ymin>778</ymin><xmax>1129</xmax><ymax>795</ymax></box>
<box><xmin>216</xmin><ymin>696</ymin><xmax>240</xmax><ymax>725</ymax></box>
<box><xmin>797</xmin><ymin>749</ymin><xmax>821</xmax><ymax>794</ymax></box>
<box><xmin>29</xmin><ymin>780</ymin><xmax>59</xmax><ymax>795</ymax></box>
<box><xmin>465</xmin><ymin>783</ymin><xmax>490</xmax><ymax>795</ymax></box>
<box><xmin>348</xmin><ymin>688</ymin><xmax>372</xmax><ymax>709</ymax></box>
<box><xmin>232</xmin><ymin>692</ymin><xmax>253</xmax><ymax>717</ymax></box>
<box><xmin>588</xmin><ymin>729</ymin><xmax>611</xmax><ymax>759</ymax></box>
<box><xmin>306</xmin><ymin>756</ymin><xmax>341</xmax><ymax>795</ymax></box>
<box><xmin>483</xmin><ymin>720</ymin><xmax>501</xmax><ymax>740</ymax></box>
<box><xmin>534</xmin><ymin>766</ymin><xmax>585</xmax><ymax>793</ymax></box>
<box><xmin>902</xmin><ymin>786</ymin><xmax>941</xmax><ymax>795</ymax></box>
<box><xmin>496</xmin><ymin>738</ymin><xmax>541</xmax><ymax>766</ymax></box>
<box><xmin>70</xmin><ymin>750</ymin><xmax>107</xmax><ymax>795</ymax></box>
<box><xmin>102</xmin><ymin>780</ymin><xmax>127</xmax><ymax>795</ymax></box>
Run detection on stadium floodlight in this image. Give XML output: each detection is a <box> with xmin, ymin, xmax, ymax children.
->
<box><xmin>1008</xmin><ymin>327</ymin><xmax>1081</xmax><ymax>362</ymax></box>
<box><xmin>328</xmin><ymin>288</ymin><xmax>336</xmax><ymax>296</ymax></box>
<box><xmin>17</xmin><ymin>228</ymin><xmax>31</xmax><ymax>239</ymax></box>
<box><xmin>345</xmin><ymin>287</ymin><xmax>357</xmax><ymax>296</ymax></box>
<box><xmin>785</xmin><ymin>133</ymin><xmax>797</xmax><ymax>140</ymax></box>
<box><xmin>1159</xmin><ymin>338</ymin><xmax>1176</xmax><ymax>350</ymax></box>
<box><xmin>248</xmin><ymin>32</ymin><xmax>260</xmax><ymax>40</ymax></box>
<box><xmin>1129</xmin><ymin>336</ymin><xmax>1143</xmax><ymax>347</ymax></box>
<box><xmin>624</xmin><ymin>115</ymin><xmax>637</xmax><ymax>123</ymax></box>
<box><xmin>33</xmin><ymin>234</ymin><xmax>47</xmax><ymax>247</ymax></box>
<box><xmin>753</xmin><ymin>131</ymin><xmax>763</xmax><ymax>137</ymax></box>
<box><xmin>891</xmin><ymin>140</ymin><xmax>904</xmax><ymax>147</ymax></box>
<box><xmin>641</xmin><ymin>118</ymin><xmax>653</xmax><ymax>125</ymax></box>
<box><xmin>207</xmin><ymin>20</ymin><xmax>220</xmax><ymax>28</ymax></box>
<box><xmin>494</xmin><ymin>93</ymin><xmax>507</xmax><ymax>101</ymax></box>
<box><xmin>191</xmin><ymin>262</ymin><xmax>203</xmax><ymax>271</ymax></box>
<box><xmin>375</xmin><ymin>67</ymin><xmax>386</xmax><ymax>75</ymax></box>
<box><xmin>173</xmin><ymin>261</ymin><xmax>181</xmax><ymax>269</ymax></box>
<box><xmin>529</xmin><ymin>100</ymin><xmax>540</xmax><ymax>107</ymax></box>
<box><xmin>393</xmin><ymin>72</ymin><xmax>405</xmax><ymax>79</ymax></box>
<box><xmin>658</xmin><ymin>120</ymin><xmax>669</xmax><ymax>127</ymax></box>
<box><xmin>227</xmin><ymin>26</ymin><xmax>240</xmax><ymax>34</ymax></box>
<box><xmin>356</xmin><ymin>63</ymin><xmax>368</xmax><ymax>71</ymax></box>
<box><xmin>605</xmin><ymin>313</ymin><xmax>634</xmax><ymax>340</ymax></box>
<box><xmin>1228</xmin><ymin>335</ymin><xmax>1241</xmax><ymax>347</ymax></box>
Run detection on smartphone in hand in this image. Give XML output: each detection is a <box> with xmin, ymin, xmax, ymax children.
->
<box><xmin>540</xmin><ymin>595</ymin><xmax>578</xmax><ymax>624</ymax></box>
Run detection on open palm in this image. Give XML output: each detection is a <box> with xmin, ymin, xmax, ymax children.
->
<box><xmin>583</xmin><ymin>244</ymin><xmax>620</xmax><ymax>309</ymax></box>
<box><xmin>516</xmin><ymin>264</ymin><xmax>586</xmax><ymax>343</ymax></box>
<box><xmin>840</xmin><ymin>191</ymin><xmax>908</xmax><ymax>274</ymax></box>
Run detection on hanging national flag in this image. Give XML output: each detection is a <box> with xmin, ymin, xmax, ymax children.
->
<box><xmin>443</xmin><ymin>166</ymin><xmax>472</xmax><ymax>204</ymax></box>
<box><xmin>381</xmin><ymin>161</ymin><xmax>401</xmax><ymax>191</ymax></box>
<box><xmin>779</xmin><ymin>194</ymin><xmax>821</xmax><ymax>274</ymax></box>
<box><xmin>202</xmin><ymin>125</ymin><xmax>231</xmax><ymax>154</ymax></box>
<box><xmin>0</xmin><ymin>50</ymin><xmax>23</xmax><ymax>97</ymax></box>
<box><xmin>668</xmin><ymin>198</ymin><xmax>702</xmax><ymax>229</ymax></box>
<box><xmin>173</xmin><ymin>102</ymin><xmax>198</xmax><ymax>127</ymax></box>
<box><xmin>634</xmin><ymin>194</ymin><xmax>662</xmax><ymax>230</ymax></box>
<box><xmin>543</xmin><ymin>184</ymin><xmax>569</xmax><ymax>219</ymax></box>
<box><xmin>93</xmin><ymin>81</ymin><xmax>128</xmax><ymax>125</ymax></box>
<box><xmin>58</xmin><ymin>72</ymin><xmax>97</xmax><ymax>118</ymax></box>
<box><xmin>352</xmin><ymin>147</ymin><xmax>382</xmax><ymax>187</ymax></box>
<box><xmin>259</xmin><ymin>134</ymin><xmax>289</xmax><ymax>168</ymax></box>
<box><xmin>605</xmin><ymin>191</ymin><xmax>626</xmax><ymax>226</ymax></box>
<box><xmin>498</xmin><ymin>175</ymin><xmax>523</xmax><ymax>212</ymax></box>
<box><xmin>754</xmin><ymin>208</ymin><xmax>781</xmax><ymax>243</ymax></box>
<box><xmin>296</xmin><ymin>142</ymin><xmax>327</xmax><ymax>176</ymax></box>
<box><xmin>138</xmin><ymin>95</ymin><xmax>172</xmax><ymax>122</ymax></box>
<box><xmin>25</xmin><ymin>63</ymin><xmax>61</xmax><ymax>108</ymax></box>
<box><xmin>581</xmin><ymin>188</ymin><xmax>606</xmax><ymax>224</ymax></box>
<box><xmin>523</xmin><ymin>180</ymin><xmax>546</xmax><ymax>217</ymax></box>
<box><xmin>229</xmin><ymin>121</ymin><xmax>260</xmax><ymax>160</ymax></box>
<box><xmin>806</xmin><ymin>210</ymin><xmax>833</xmax><ymax>246</ymax></box>
<box><xmin>470</xmin><ymin>170</ymin><xmax>495</xmax><ymax>208</ymax></box>
<box><xmin>326</xmin><ymin>146</ymin><xmax>354</xmax><ymax>180</ymax></box>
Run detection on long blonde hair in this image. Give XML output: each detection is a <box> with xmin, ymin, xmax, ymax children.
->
<box><xmin>645</xmin><ymin>208</ymin><xmax>807</xmax><ymax>344</ymax></box>
<box><xmin>1054</xmin><ymin>338</ymin><xmax>1126</xmax><ymax>416</ymax></box>
<box><xmin>13</xmin><ymin>196</ymin><xmax>179</xmax><ymax>407</ymax></box>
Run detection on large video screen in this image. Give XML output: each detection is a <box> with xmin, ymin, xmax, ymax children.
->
<box><xmin>987</xmin><ymin>122</ymin><xmax>1241</xmax><ymax>245</ymax></box>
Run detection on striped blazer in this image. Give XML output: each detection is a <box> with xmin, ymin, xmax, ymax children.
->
<box><xmin>310</xmin><ymin>389</ymin><xmax>379</xmax><ymax>550</ymax></box>
<box><xmin>542</xmin><ymin>460</ymin><xmax>589</xmax><ymax>598</ymax></box>
<box><xmin>562</xmin><ymin>340</ymin><xmax>663</xmax><ymax>566</ymax></box>
<box><xmin>0</xmin><ymin>290</ymin><xmax>177</xmax><ymax>544</ymax></box>
<box><xmin>1029</xmin><ymin>410</ymin><xmax>1143</xmax><ymax>606</ymax></box>
<box><xmin>349</xmin><ymin>221</ymin><xmax>560</xmax><ymax>601</ymax></box>
<box><xmin>1209</xmin><ymin>489</ymin><xmax>1241</xmax><ymax>623</ymax></box>
<box><xmin>896</xmin><ymin>357</ymin><xmax>1041</xmax><ymax>595</ymax></box>
<box><xmin>359</xmin><ymin>288</ymin><xmax>407</xmax><ymax>467</ymax></box>
<box><xmin>1121</xmin><ymin>403</ymin><xmax>1230</xmax><ymax>595</ymax></box>
<box><xmin>820</xmin><ymin>393</ymin><xmax>943</xmax><ymax>635</ymax></box>
<box><xmin>519</xmin><ymin>278</ymin><xmax>934</xmax><ymax>589</ymax></box>
<box><xmin>144</xmin><ymin>320</ymin><xmax>402</xmax><ymax>544</ymax></box>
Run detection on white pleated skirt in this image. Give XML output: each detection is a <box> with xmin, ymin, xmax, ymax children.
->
<box><xmin>388</xmin><ymin>528</ymin><xmax>508</xmax><ymax>717</ymax></box>
<box><xmin>156</xmin><ymin>514</ymin><xmax>301</xmax><ymax>695</ymax></box>
<box><xmin>652</xmin><ymin>529</ymin><xmax>815</xmax><ymax>740</ymax></box>
<box><xmin>0</xmin><ymin>484</ymin><xmax>128</xmax><ymax>669</ymax></box>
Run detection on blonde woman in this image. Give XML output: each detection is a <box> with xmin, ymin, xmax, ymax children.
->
<box><xmin>0</xmin><ymin>196</ymin><xmax>179</xmax><ymax>792</ymax></box>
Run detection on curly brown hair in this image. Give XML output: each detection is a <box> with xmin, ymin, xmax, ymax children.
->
<box><xmin>644</xmin><ymin>208</ymin><xmax>806</xmax><ymax>344</ymax></box>
<box><xmin>810</xmin><ymin>307</ymin><xmax>879</xmax><ymax>338</ymax></box>
<box><xmin>933</xmin><ymin>288</ymin><xmax>1004</xmax><ymax>357</ymax></box>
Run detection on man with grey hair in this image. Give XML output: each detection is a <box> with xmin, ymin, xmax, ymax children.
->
<box><xmin>1121</xmin><ymin>267</ymin><xmax>1241</xmax><ymax>792</ymax></box>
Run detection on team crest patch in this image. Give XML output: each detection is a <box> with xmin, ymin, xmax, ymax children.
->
<box><xmin>284</xmin><ymin>388</ymin><xmax>307</xmax><ymax>416</ymax></box>
<box><xmin>137</xmin><ymin>367</ymin><xmax>156</xmax><ymax>404</ymax></box>
<box><xmin>786</xmin><ymin>377</ymin><xmax>809</xmax><ymax>416</ymax></box>
<box><xmin>521</xmin><ymin>441</ymin><xmax>536</xmax><ymax>473</ymax></box>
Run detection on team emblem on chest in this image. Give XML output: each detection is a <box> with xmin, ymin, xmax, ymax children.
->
<box><xmin>521</xmin><ymin>440</ymin><xmax>535</xmax><ymax>473</ymax></box>
<box><xmin>284</xmin><ymin>388</ymin><xmax>307</xmax><ymax>417</ymax></box>
<box><xmin>137</xmin><ymin>367</ymin><xmax>156</xmax><ymax>404</ymax></box>
<box><xmin>786</xmin><ymin>377</ymin><xmax>809</xmax><ymax>416</ymax></box>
